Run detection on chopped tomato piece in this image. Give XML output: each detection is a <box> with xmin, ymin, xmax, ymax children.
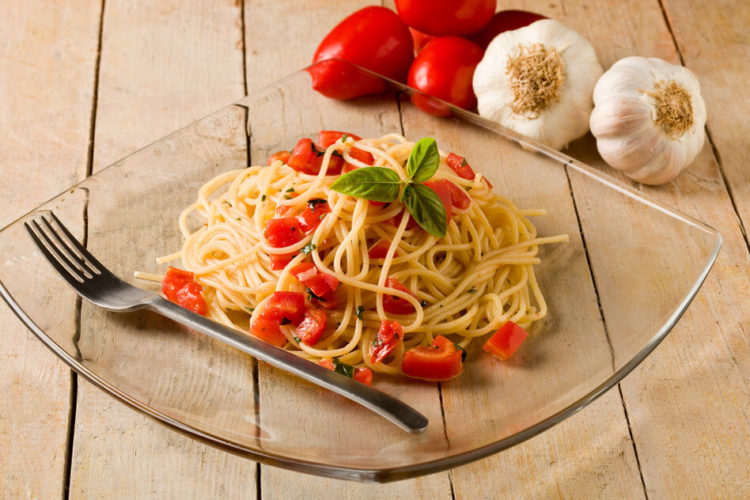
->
<box><xmin>264</xmin><ymin>217</ymin><xmax>304</xmax><ymax>248</ymax></box>
<box><xmin>318</xmin><ymin>130</ymin><xmax>362</xmax><ymax>148</ymax></box>
<box><xmin>447</xmin><ymin>180</ymin><xmax>471</xmax><ymax>210</ymax></box>
<box><xmin>353</xmin><ymin>366</ymin><xmax>373</xmax><ymax>386</ymax></box>
<box><xmin>346</xmin><ymin>146</ymin><xmax>374</xmax><ymax>168</ymax></box>
<box><xmin>483</xmin><ymin>321</ymin><xmax>528</xmax><ymax>360</ymax></box>
<box><xmin>296</xmin><ymin>305</ymin><xmax>327</xmax><ymax>346</ymax></box>
<box><xmin>162</xmin><ymin>267</ymin><xmax>195</xmax><ymax>301</ymax></box>
<box><xmin>269</xmin><ymin>253</ymin><xmax>294</xmax><ymax>270</ymax></box>
<box><xmin>317</xmin><ymin>358</ymin><xmax>335</xmax><ymax>370</ymax></box>
<box><xmin>162</xmin><ymin>267</ymin><xmax>208</xmax><ymax>315</ymax></box>
<box><xmin>383</xmin><ymin>277</ymin><xmax>417</xmax><ymax>315</ymax></box>
<box><xmin>368</xmin><ymin>240</ymin><xmax>394</xmax><ymax>259</ymax></box>
<box><xmin>249</xmin><ymin>318</ymin><xmax>288</xmax><ymax>347</ymax></box>
<box><xmin>446</xmin><ymin>153</ymin><xmax>493</xmax><ymax>188</ymax></box>
<box><xmin>290</xmin><ymin>262</ymin><xmax>317</xmax><ymax>282</ymax></box>
<box><xmin>401</xmin><ymin>335</ymin><xmax>463</xmax><ymax>381</ymax></box>
<box><xmin>258</xmin><ymin>291</ymin><xmax>306</xmax><ymax>324</ymax></box>
<box><xmin>423</xmin><ymin>179</ymin><xmax>454</xmax><ymax>224</ymax></box>
<box><xmin>371</xmin><ymin>319</ymin><xmax>404</xmax><ymax>364</ymax></box>
<box><xmin>266</xmin><ymin>150</ymin><xmax>290</xmax><ymax>166</ymax></box>
<box><xmin>297</xmin><ymin>199</ymin><xmax>331</xmax><ymax>234</ymax></box>
<box><xmin>288</xmin><ymin>138</ymin><xmax>322</xmax><ymax>175</ymax></box>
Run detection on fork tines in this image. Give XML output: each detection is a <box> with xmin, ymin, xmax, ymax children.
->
<box><xmin>24</xmin><ymin>212</ymin><xmax>103</xmax><ymax>283</ymax></box>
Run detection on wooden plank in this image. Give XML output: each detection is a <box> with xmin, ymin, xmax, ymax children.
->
<box><xmin>0</xmin><ymin>1</ymin><xmax>101</xmax><ymax>498</ymax></box>
<box><xmin>555</xmin><ymin>0</ymin><xmax>750</xmax><ymax>498</ymax></box>
<box><xmin>244</xmin><ymin>0</ymin><xmax>451</xmax><ymax>493</ymax></box>
<box><xmin>68</xmin><ymin>0</ymin><xmax>258</xmax><ymax>497</ymax></box>
<box><xmin>661</xmin><ymin>0</ymin><xmax>750</xmax><ymax>239</ymax></box>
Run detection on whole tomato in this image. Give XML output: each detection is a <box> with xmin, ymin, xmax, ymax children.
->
<box><xmin>470</xmin><ymin>10</ymin><xmax>547</xmax><ymax>49</ymax></box>
<box><xmin>407</xmin><ymin>37</ymin><xmax>484</xmax><ymax>116</ymax></box>
<box><xmin>309</xmin><ymin>6</ymin><xmax>413</xmax><ymax>100</ymax></box>
<box><xmin>395</xmin><ymin>0</ymin><xmax>496</xmax><ymax>36</ymax></box>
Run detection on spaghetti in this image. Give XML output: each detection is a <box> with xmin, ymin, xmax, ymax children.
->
<box><xmin>141</xmin><ymin>132</ymin><xmax>567</xmax><ymax>380</ymax></box>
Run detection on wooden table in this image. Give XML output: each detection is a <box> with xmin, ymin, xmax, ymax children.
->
<box><xmin>2</xmin><ymin>0</ymin><xmax>748</xmax><ymax>497</ymax></box>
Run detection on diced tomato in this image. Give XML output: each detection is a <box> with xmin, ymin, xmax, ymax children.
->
<box><xmin>258</xmin><ymin>291</ymin><xmax>306</xmax><ymax>324</ymax></box>
<box><xmin>325</xmin><ymin>153</ymin><xmax>345</xmax><ymax>175</ymax></box>
<box><xmin>401</xmin><ymin>335</ymin><xmax>463</xmax><ymax>381</ymax></box>
<box><xmin>249</xmin><ymin>317</ymin><xmax>288</xmax><ymax>347</ymax></box>
<box><xmin>290</xmin><ymin>262</ymin><xmax>340</xmax><ymax>305</ymax></box>
<box><xmin>353</xmin><ymin>366</ymin><xmax>373</xmax><ymax>386</ymax></box>
<box><xmin>162</xmin><ymin>267</ymin><xmax>208</xmax><ymax>315</ymax></box>
<box><xmin>446</xmin><ymin>153</ymin><xmax>493</xmax><ymax>188</ymax></box>
<box><xmin>162</xmin><ymin>267</ymin><xmax>195</xmax><ymax>301</ymax></box>
<box><xmin>383</xmin><ymin>277</ymin><xmax>417</xmax><ymax>315</ymax></box>
<box><xmin>296</xmin><ymin>305</ymin><xmax>327</xmax><ymax>346</ymax></box>
<box><xmin>288</xmin><ymin>138</ymin><xmax>322</xmax><ymax>175</ymax></box>
<box><xmin>447</xmin><ymin>180</ymin><xmax>471</xmax><ymax>210</ymax></box>
<box><xmin>423</xmin><ymin>179</ymin><xmax>454</xmax><ymax>224</ymax></box>
<box><xmin>264</xmin><ymin>217</ymin><xmax>304</xmax><ymax>248</ymax></box>
<box><xmin>483</xmin><ymin>321</ymin><xmax>528</xmax><ymax>360</ymax></box>
<box><xmin>290</xmin><ymin>262</ymin><xmax>317</xmax><ymax>282</ymax></box>
<box><xmin>317</xmin><ymin>359</ymin><xmax>335</xmax><ymax>370</ymax></box>
<box><xmin>266</xmin><ymin>150</ymin><xmax>290</xmax><ymax>166</ymax></box>
<box><xmin>318</xmin><ymin>130</ymin><xmax>362</xmax><ymax>148</ymax></box>
<box><xmin>269</xmin><ymin>253</ymin><xmax>294</xmax><ymax>270</ymax></box>
<box><xmin>368</xmin><ymin>240</ymin><xmax>394</xmax><ymax>259</ymax></box>
<box><xmin>297</xmin><ymin>200</ymin><xmax>331</xmax><ymax>234</ymax></box>
<box><xmin>371</xmin><ymin>319</ymin><xmax>404</xmax><ymax>364</ymax></box>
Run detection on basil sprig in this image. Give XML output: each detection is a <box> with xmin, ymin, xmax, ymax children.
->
<box><xmin>330</xmin><ymin>137</ymin><xmax>446</xmax><ymax>237</ymax></box>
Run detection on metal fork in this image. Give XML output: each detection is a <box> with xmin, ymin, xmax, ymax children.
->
<box><xmin>25</xmin><ymin>211</ymin><xmax>428</xmax><ymax>434</ymax></box>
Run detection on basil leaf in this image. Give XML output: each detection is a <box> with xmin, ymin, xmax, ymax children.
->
<box><xmin>330</xmin><ymin>167</ymin><xmax>401</xmax><ymax>202</ymax></box>
<box><xmin>401</xmin><ymin>184</ymin><xmax>447</xmax><ymax>237</ymax></box>
<box><xmin>406</xmin><ymin>137</ymin><xmax>440</xmax><ymax>183</ymax></box>
<box><xmin>333</xmin><ymin>359</ymin><xmax>354</xmax><ymax>378</ymax></box>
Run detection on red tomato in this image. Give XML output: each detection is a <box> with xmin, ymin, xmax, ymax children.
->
<box><xmin>423</xmin><ymin>179</ymin><xmax>454</xmax><ymax>224</ymax></box>
<box><xmin>162</xmin><ymin>267</ymin><xmax>195</xmax><ymax>301</ymax></box>
<box><xmin>447</xmin><ymin>181</ymin><xmax>471</xmax><ymax>210</ymax></box>
<box><xmin>401</xmin><ymin>335</ymin><xmax>463</xmax><ymax>381</ymax></box>
<box><xmin>388</xmin><ymin>209</ymin><xmax>419</xmax><ymax>230</ymax></box>
<box><xmin>395</xmin><ymin>0</ymin><xmax>496</xmax><ymax>36</ymax></box>
<box><xmin>409</xmin><ymin>27</ymin><xmax>434</xmax><ymax>55</ymax></box>
<box><xmin>318</xmin><ymin>130</ymin><xmax>362</xmax><ymax>148</ymax></box>
<box><xmin>368</xmin><ymin>240</ymin><xmax>394</xmax><ymax>259</ymax></box>
<box><xmin>264</xmin><ymin>217</ymin><xmax>303</xmax><ymax>248</ymax></box>
<box><xmin>353</xmin><ymin>366</ymin><xmax>373</xmax><ymax>386</ymax></box>
<box><xmin>383</xmin><ymin>277</ymin><xmax>417</xmax><ymax>315</ymax></box>
<box><xmin>258</xmin><ymin>291</ymin><xmax>306</xmax><ymax>324</ymax></box>
<box><xmin>269</xmin><ymin>253</ymin><xmax>294</xmax><ymax>270</ymax></box>
<box><xmin>290</xmin><ymin>262</ymin><xmax>339</xmax><ymax>303</ymax></box>
<box><xmin>470</xmin><ymin>10</ymin><xmax>547</xmax><ymax>49</ymax></box>
<box><xmin>162</xmin><ymin>267</ymin><xmax>207</xmax><ymax>315</ymax></box>
<box><xmin>296</xmin><ymin>305</ymin><xmax>327</xmax><ymax>346</ymax></box>
<box><xmin>309</xmin><ymin>7</ymin><xmax>413</xmax><ymax>100</ymax></box>
<box><xmin>290</xmin><ymin>262</ymin><xmax>317</xmax><ymax>282</ymax></box>
<box><xmin>371</xmin><ymin>319</ymin><xmax>404</xmax><ymax>364</ymax></box>
<box><xmin>408</xmin><ymin>37</ymin><xmax>484</xmax><ymax>116</ymax></box>
<box><xmin>297</xmin><ymin>200</ymin><xmax>331</xmax><ymax>234</ymax></box>
<box><xmin>249</xmin><ymin>317</ymin><xmax>288</xmax><ymax>347</ymax></box>
<box><xmin>483</xmin><ymin>321</ymin><xmax>529</xmax><ymax>360</ymax></box>
<box><xmin>287</xmin><ymin>138</ymin><xmax>320</xmax><ymax>175</ymax></box>
<box><xmin>446</xmin><ymin>152</ymin><xmax>494</xmax><ymax>188</ymax></box>
<box><xmin>317</xmin><ymin>359</ymin><xmax>335</xmax><ymax>370</ymax></box>
<box><xmin>266</xmin><ymin>150</ymin><xmax>290</xmax><ymax>166</ymax></box>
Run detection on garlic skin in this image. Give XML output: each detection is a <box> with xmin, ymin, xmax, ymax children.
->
<box><xmin>473</xmin><ymin>19</ymin><xmax>603</xmax><ymax>150</ymax></box>
<box><xmin>590</xmin><ymin>56</ymin><xmax>706</xmax><ymax>185</ymax></box>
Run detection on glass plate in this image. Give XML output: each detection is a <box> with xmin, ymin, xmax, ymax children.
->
<box><xmin>0</xmin><ymin>62</ymin><xmax>721</xmax><ymax>482</ymax></box>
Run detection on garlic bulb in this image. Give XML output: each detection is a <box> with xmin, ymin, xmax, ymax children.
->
<box><xmin>473</xmin><ymin>19</ymin><xmax>603</xmax><ymax>150</ymax></box>
<box><xmin>590</xmin><ymin>56</ymin><xmax>706</xmax><ymax>185</ymax></box>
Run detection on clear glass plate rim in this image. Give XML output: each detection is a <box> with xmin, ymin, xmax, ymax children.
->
<box><xmin>0</xmin><ymin>62</ymin><xmax>723</xmax><ymax>482</ymax></box>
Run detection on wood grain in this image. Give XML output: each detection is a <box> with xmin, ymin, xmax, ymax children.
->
<box><xmin>0</xmin><ymin>1</ymin><xmax>100</xmax><ymax>498</ymax></box>
<box><xmin>555</xmin><ymin>1</ymin><xmax>750</xmax><ymax>498</ymax></box>
<box><xmin>68</xmin><ymin>1</ymin><xmax>258</xmax><ymax>497</ymax></box>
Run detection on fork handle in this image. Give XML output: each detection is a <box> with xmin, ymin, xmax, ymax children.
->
<box><xmin>147</xmin><ymin>296</ymin><xmax>428</xmax><ymax>433</ymax></box>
